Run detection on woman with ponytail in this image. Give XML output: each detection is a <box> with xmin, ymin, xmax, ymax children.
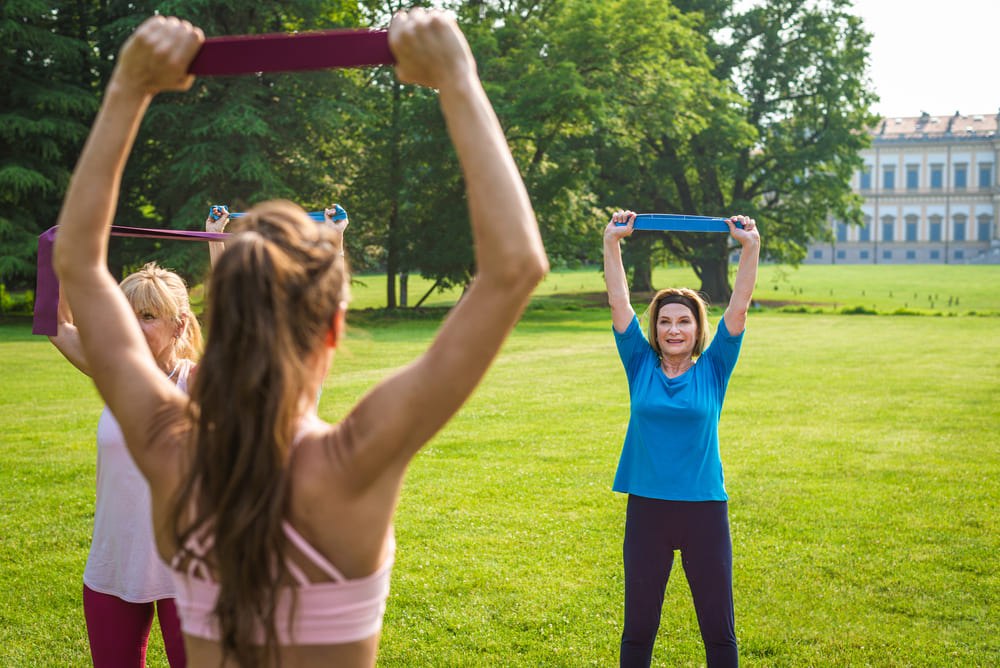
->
<box><xmin>52</xmin><ymin>9</ymin><xmax>547</xmax><ymax>668</ymax></box>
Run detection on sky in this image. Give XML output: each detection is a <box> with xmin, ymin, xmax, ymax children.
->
<box><xmin>849</xmin><ymin>0</ymin><xmax>999</xmax><ymax>118</ymax></box>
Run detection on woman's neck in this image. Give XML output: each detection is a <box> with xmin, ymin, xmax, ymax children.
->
<box><xmin>157</xmin><ymin>353</ymin><xmax>182</xmax><ymax>380</ymax></box>
<box><xmin>660</xmin><ymin>354</ymin><xmax>693</xmax><ymax>378</ymax></box>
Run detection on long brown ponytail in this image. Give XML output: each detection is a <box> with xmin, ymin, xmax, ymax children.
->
<box><xmin>173</xmin><ymin>200</ymin><xmax>347</xmax><ymax>667</ymax></box>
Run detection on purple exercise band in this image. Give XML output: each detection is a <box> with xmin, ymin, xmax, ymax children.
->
<box><xmin>188</xmin><ymin>29</ymin><xmax>394</xmax><ymax>76</ymax></box>
<box><xmin>33</xmin><ymin>226</ymin><xmax>229</xmax><ymax>336</ymax></box>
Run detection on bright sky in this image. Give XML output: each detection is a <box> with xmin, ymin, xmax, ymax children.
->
<box><xmin>850</xmin><ymin>0</ymin><xmax>999</xmax><ymax>118</ymax></box>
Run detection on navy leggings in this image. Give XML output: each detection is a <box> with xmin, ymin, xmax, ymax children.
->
<box><xmin>620</xmin><ymin>495</ymin><xmax>737</xmax><ymax>668</ymax></box>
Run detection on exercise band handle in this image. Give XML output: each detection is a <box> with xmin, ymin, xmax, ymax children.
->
<box><xmin>615</xmin><ymin>214</ymin><xmax>742</xmax><ymax>233</ymax></box>
<box><xmin>189</xmin><ymin>29</ymin><xmax>394</xmax><ymax>76</ymax></box>
<box><xmin>210</xmin><ymin>205</ymin><xmax>347</xmax><ymax>222</ymax></box>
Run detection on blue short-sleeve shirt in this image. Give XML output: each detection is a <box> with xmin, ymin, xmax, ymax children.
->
<box><xmin>613</xmin><ymin>313</ymin><xmax>743</xmax><ymax>501</ymax></box>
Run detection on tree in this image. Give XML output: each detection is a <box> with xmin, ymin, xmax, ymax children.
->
<box><xmin>97</xmin><ymin>0</ymin><xmax>366</xmax><ymax>280</ymax></box>
<box><xmin>599</xmin><ymin>0</ymin><xmax>878</xmax><ymax>301</ymax></box>
<box><xmin>0</xmin><ymin>0</ymin><xmax>99</xmax><ymax>288</ymax></box>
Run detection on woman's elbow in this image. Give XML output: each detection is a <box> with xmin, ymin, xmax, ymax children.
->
<box><xmin>496</xmin><ymin>246</ymin><xmax>549</xmax><ymax>292</ymax></box>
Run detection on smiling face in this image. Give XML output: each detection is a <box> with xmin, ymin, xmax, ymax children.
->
<box><xmin>656</xmin><ymin>302</ymin><xmax>698</xmax><ymax>359</ymax></box>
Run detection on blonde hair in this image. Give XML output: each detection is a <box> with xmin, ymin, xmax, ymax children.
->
<box><xmin>643</xmin><ymin>287</ymin><xmax>710</xmax><ymax>358</ymax></box>
<box><xmin>119</xmin><ymin>262</ymin><xmax>202</xmax><ymax>361</ymax></box>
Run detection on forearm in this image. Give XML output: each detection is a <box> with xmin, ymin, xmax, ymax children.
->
<box><xmin>438</xmin><ymin>74</ymin><xmax>547</xmax><ymax>286</ymax></box>
<box><xmin>48</xmin><ymin>322</ymin><xmax>91</xmax><ymax>376</ymax></box>
<box><xmin>724</xmin><ymin>238</ymin><xmax>760</xmax><ymax>334</ymax></box>
<box><xmin>209</xmin><ymin>241</ymin><xmax>225</xmax><ymax>267</ymax></box>
<box><xmin>603</xmin><ymin>236</ymin><xmax>630</xmax><ymax>306</ymax></box>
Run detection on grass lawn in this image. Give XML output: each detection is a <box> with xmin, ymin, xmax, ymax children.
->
<box><xmin>1</xmin><ymin>264</ymin><xmax>998</xmax><ymax>666</ymax></box>
<box><xmin>348</xmin><ymin>263</ymin><xmax>1000</xmax><ymax>316</ymax></box>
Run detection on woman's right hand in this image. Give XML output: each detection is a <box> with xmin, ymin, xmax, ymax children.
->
<box><xmin>605</xmin><ymin>209</ymin><xmax>636</xmax><ymax>243</ymax></box>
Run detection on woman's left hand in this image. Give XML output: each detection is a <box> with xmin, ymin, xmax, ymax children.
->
<box><xmin>726</xmin><ymin>215</ymin><xmax>760</xmax><ymax>247</ymax></box>
<box><xmin>324</xmin><ymin>206</ymin><xmax>349</xmax><ymax>236</ymax></box>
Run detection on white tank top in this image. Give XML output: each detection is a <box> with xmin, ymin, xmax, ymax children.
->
<box><xmin>82</xmin><ymin>359</ymin><xmax>194</xmax><ymax>602</ymax></box>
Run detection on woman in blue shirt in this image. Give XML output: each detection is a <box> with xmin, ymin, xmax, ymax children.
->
<box><xmin>603</xmin><ymin>209</ymin><xmax>760</xmax><ymax>668</ymax></box>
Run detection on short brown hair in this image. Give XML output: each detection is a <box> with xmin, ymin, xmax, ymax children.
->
<box><xmin>643</xmin><ymin>287</ymin><xmax>710</xmax><ymax>358</ymax></box>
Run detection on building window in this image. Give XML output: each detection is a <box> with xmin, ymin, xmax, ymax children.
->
<box><xmin>836</xmin><ymin>222</ymin><xmax>848</xmax><ymax>242</ymax></box>
<box><xmin>906</xmin><ymin>165</ymin><xmax>919</xmax><ymax>190</ymax></box>
<box><xmin>930</xmin><ymin>164</ymin><xmax>943</xmax><ymax>189</ymax></box>
<box><xmin>859</xmin><ymin>218</ymin><xmax>871</xmax><ymax>242</ymax></box>
<box><xmin>954</xmin><ymin>250</ymin><xmax>964</xmax><ymax>260</ymax></box>
<box><xmin>813</xmin><ymin>250</ymin><xmax>823</xmax><ymax>259</ymax></box>
<box><xmin>860</xmin><ymin>167</ymin><xmax>872</xmax><ymax>190</ymax></box>
<box><xmin>837</xmin><ymin>250</ymin><xmax>846</xmax><ymax>260</ymax></box>
<box><xmin>978</xmin><ymin>215</ymin><xmax>993</xmax><ymax>241</ymax></box>
<box><xmin>882</xmin><ymin>250</ymin><xmax>892</xmax><ymax>260</ymax></box>
<box><xmin>882</xmin><ymin>217</ymin><xmax>895</xmax><ymax>242</ymax></box>
<box><xmin>905</xmin><ymin>217</ymin><xmax>918</xmax><ymax>242</ymax></box>
<box><xmin>906</xmin><ymin>250</ymin><xmax>916</xmax><ymax>259</ymax></box>
<box><xmin>979</xmin><ymin>163</ymin><xmax>993</xmax><ymax>189</ymax></box>
<box><xmin>954</xmin><ymin>164</ymin><xmax>967</xmax><ymax>189</ymax></box>
<box><xmin>953</xmin><ymin>216</ymin><xmax>966</xmax><ymax>241</ymax></box>
<box><xmin>883</xmin><ymin>165</ymin><xmax>895</xmax><ymax>190</ymax></box>
<box><xmin>930</xmin><ymin>250</ymin><xmax>940</xmax><ymax>260</ymax></box>
<box><xmin>860</xmin><ymin>250</ymin><xmax>870</xmax><ymax>259</ymax></box>
<box><xmin>929</xmin><ymin>216</ymin><xmax>943</xmax><ymax>241</ymax></box>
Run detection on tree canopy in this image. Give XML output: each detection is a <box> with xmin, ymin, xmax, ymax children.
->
<box><xmin>1</xmin><ymin>0</ymin><xmax>876</xmax><ymax>306</ymax></box>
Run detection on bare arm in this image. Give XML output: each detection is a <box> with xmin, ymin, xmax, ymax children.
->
<box><xmin>47</xmin><ymin>285</ymin><xmax>91</xmax><ymax>375</ymax></box>
<box><xmin>322</xmin><ymin>205</ymin><xmax>349</xmax><ymax>248</ymax></box>
<box><xmin>603</xmin><ymin>210</ymin><xmax>637</xmax><ymax>333</ymax></box>
<box><xmin>206</xmin><ymin>206</ymin><xmax>228</xmax><ymax>266</ymax></box>
<box><xmin>51</xmin><ymin>17</ymin><xmax>204</xmax><ymax>486</ymax></box>
<box><xmin>339</xmin><ymin>9</ymin><xmax>548</xmax><ymax>486</ymax></box>
<box><xmin>722</xmin><ymin>215</ymin><xmax>760</xmax><ymax>335</ymax></box>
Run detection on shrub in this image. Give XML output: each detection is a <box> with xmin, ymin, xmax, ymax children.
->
<box><xmin>0</xmin><ymin>285</ymin><xmax>35</xmax><ymax>316</ymax></box>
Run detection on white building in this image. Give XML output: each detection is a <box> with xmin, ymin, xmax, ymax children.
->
<box><xmin>806</xmin><ymin>110</ymin><xmax>1000</xmax><ymax>264</ymax></box>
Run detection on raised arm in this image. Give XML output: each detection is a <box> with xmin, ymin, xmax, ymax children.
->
<box><xmin>47</xmin><ymin>285</ymin><xmax>91</xmax><ymax>375</ymax></box>
<box><xmin>722</xmin><ymin>214</ymin><xmax>760</xmax><ymax>335</ymax></box>
<box><xmin>206</xmin><ymin>205</ymin><xmax>229</xmax><ymax>266</ymax></box>
<box><xmin>604</xmin><ymin>210</ymin><xmax>637</xmax><ymax>333</ymax></box>
<box><xmin>340</xmin><ymin>9</ymin><xmax>548</xmax><ymax>484</ymax></box>
<box><xmin>322</xmin><ymin>205</ymin><xmax>349</xmax><ymax>244</ymax></box>
<box><xmin>51</xmin><ymin>17</ymin><xmax>204</xmax><ymax>481</ymax></box>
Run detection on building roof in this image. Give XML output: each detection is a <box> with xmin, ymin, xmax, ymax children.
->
<box><xmin>870</xmin><ymin>110</ymin><xmax>999</xmax><ymax>141</ymax></box>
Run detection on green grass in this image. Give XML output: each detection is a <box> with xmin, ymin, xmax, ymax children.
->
<box><xmin>348</xmin><ymin>264</ymin><xmax>1000</xmax><ymax>316</ymax></box>
<box><xmin>1</xmin><ymin>265</ymin><xmax>999</xmax><ymax>666</ymax></box>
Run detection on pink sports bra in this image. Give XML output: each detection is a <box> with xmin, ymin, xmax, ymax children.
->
<box><xmin>168</xmin><ymin>414</ymin><xmax>395</xmax><ymax>646</ymax></box>
<box><xmin>170</xmin><ymin>522</ymin><xmax>394</xmax><ymax>645</ymax></box>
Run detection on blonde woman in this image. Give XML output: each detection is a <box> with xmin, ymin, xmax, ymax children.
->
<box><xmin>49</xmin><ymin>263</ymin><xmax>201</xmax><ymax>668</ymax></box>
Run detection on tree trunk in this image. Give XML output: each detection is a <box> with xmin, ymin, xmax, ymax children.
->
<box><xmin>399</xmin><ymin>271</ymin><xmax>408</xmax><ymax>308</ymax></box>
<box><xmin>624</xmin><ymin>234</ymin><xmax>656</xmax><ymax>293</ymax></box>
<box><xmin>385</xmin><ymin>79</ymin><xmax>402</xmax><ymax>309</ymax></box>
<box><xmin>695</xmin><ymin>252</ymin><xmax>733</xmax><ymax>305</ymax></box>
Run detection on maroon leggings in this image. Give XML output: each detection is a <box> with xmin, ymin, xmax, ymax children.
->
<box><xmin>82</xmin><ymin>585</ymin><xmax>186</xmax><ymax>668</ymax></box>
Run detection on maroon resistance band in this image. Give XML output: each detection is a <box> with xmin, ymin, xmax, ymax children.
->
<box><xmin>33</xmin><ymin>226</ymin><xmax>229</xmax><ymax>336</ymax></box>
<box><xmin>189</xmin><ymin>29</ymin><xmax>394</xmax><ymax>75</ymax></box>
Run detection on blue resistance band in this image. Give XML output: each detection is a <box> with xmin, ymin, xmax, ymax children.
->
<box><xmin>616</xmin><ymin>214</ymin><xmax>741</xmax><ymax>232</ymax></box>
<box><xmin>210</xmin><ymin>205</ymin><xmax>347</xmax><ymax>222</ymax></box>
